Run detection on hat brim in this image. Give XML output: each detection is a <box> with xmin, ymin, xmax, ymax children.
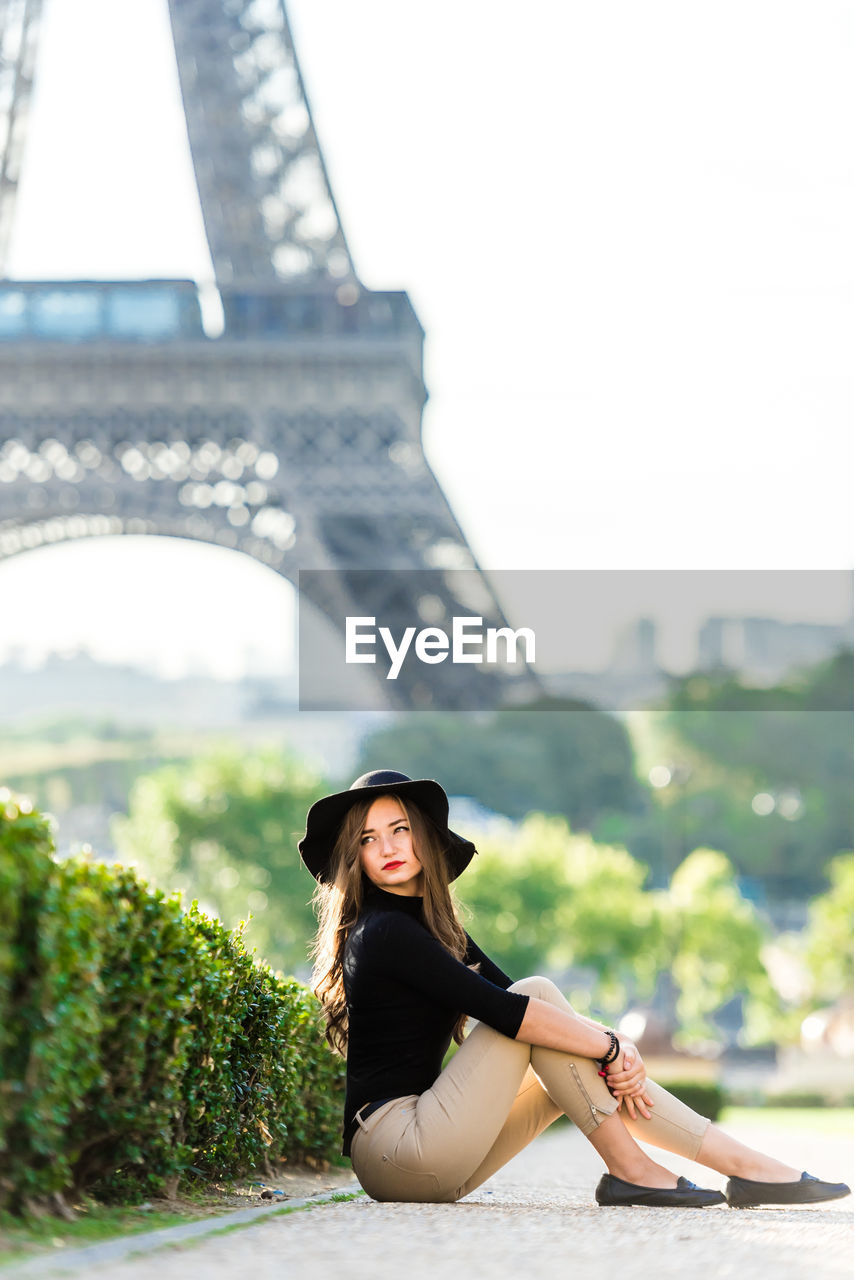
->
<box><xmin>299</xmin><ymin>777</ymin><xmax>476</xmax><ymax>884</ymax></box>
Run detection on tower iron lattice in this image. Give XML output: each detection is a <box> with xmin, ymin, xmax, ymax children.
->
<box><xmin>0</xmin><ymin>0</ymin><xmax>538</xmax><ymax>708</ymax></box>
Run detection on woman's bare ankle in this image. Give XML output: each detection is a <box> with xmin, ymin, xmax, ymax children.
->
<box><xmin>609</xmin><ymin>1158</ymin><xmax>677</xmax><ymax>1189</ymax></box>
<box><xmin>731</xmin><ymin>1154</ymin><xmax>801</xmax><ymax>1182</ymax></box>
<box><xmin>696</xmin><ymin>1125</ymin><xmax>800</xmax><ymax>1182</ymax></box>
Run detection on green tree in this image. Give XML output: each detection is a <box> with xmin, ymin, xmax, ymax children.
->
<box><xmin>457</xmin><ymin>817</ymin><xmax>778</xmax><ymax>1046</ymax></box>
<box><xmin>654</xmin><ymin>650</ymin><xmax>854</xmax><ymax>894</ymax></box>
<box><xmin>355</xmin><ymin>702</ymin><xmax>643</xmax><ymax>831</ymax></box>
<box><xmin>456</xmin><ymin>814</ymin><xmax>665</xmax><ymax>1017</ymax></box>
<box><xmin>112</xmin><ymin>748</ymin><xmax>324</xmax><ymax>975</ymax></box>
<box><xmin>661</xmin><ymin>849</ymin><xmax>779</xmax><ymax>1047</ymax></box>
<box><xmin>802</xmin><ymin>851</ymin><xmax>854</xmax><ymax>1003</ymax></box>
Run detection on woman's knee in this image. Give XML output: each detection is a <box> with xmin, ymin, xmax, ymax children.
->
<box><xmin>509</xmin><ymin>975</ymin><xmax>573</xmax><ymax>1010</ymax></box>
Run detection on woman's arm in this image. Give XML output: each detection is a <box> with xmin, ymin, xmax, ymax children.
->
<box><xmin>364</xmin><ymin>913</ymin><xmax>530</xmax><ymax>1040</ymax></box>
<box><xmin>516</xmin><ymin>997</ymin><xmax>653</xmax><ymax>1120</ymax></box>
<box><xmin>366</xmin><ymin>915</ymin><xmax>649</xmax><ymax>1117</ymax></box>
<box><xmin>516</xmin><ymin>995</ymin><xmax>613</xmax><ymax>1059</ymax></box>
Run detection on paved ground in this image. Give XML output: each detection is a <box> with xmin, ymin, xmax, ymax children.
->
<box><xmin>10</xmin><ymin>1117</ymin><xmax>854</xmax><ymax>1280</ymax></box>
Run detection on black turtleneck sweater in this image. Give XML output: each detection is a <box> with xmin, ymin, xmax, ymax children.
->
<box><xmin>341</xmin><ymin>882</ymin><xmax>530</xmax><ymax>1155</ymax></box>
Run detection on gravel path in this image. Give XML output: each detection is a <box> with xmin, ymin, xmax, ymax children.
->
<box><xmin>12</xmin><ymin>1117</ymin><xmax>854</xmax><ymax>1280</ymax></box>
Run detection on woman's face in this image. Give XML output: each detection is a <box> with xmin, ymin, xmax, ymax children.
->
<box><xmin>359</xmin><ymin>795</ymin><xmax>424</xmax><ymax>897</ymax></box>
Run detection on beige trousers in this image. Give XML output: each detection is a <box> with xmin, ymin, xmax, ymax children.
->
<box><xmin>350</xmin><ymin>976</ymin><xmax>711</xmax><ymax>1203</ymax></box>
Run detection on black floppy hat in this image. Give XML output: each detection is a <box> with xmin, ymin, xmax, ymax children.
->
<box><xmin>299</xmin><ymin>769</ymin><xmax>477</xmax><ymax>884</ymax></box>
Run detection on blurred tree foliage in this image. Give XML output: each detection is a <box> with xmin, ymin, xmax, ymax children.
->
<box><xmin>455</xmin><ymin>814</ymin><xmax>779</xmax><ymax>1046</ymax></box>
<box><xmin>354</xmin><ymin>702</ymin><xmax>644</xmax><ymax>830</ymax></box>
<box><xmin>661</xmin><ymin>849</ymin><xmax>780</xmax><ymax>1047</ymax></box>
<box><xmin>802</xmin><ymin>851</ymin><xmax>854</xmax><ymax>1004</ymax></box>
<box><xmin>112</xmin><ymin>749</ymin><xmax>324</xmax><ymax>976</ymax></box>
<box><xmin>354</xmin><ymin>659</ymin><xmax>854</xmax><ymax>896</ymax></box>
<box><xmin>649</xmin><ymin>650</ymin><xmax>854</xmax><ymax>894</ymax></box>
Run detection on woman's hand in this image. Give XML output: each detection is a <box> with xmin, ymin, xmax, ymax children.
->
<box><xmin>604</xmin><ymin>1041</ymin><xmax>654</xmax><ymax>1121</ymax></box>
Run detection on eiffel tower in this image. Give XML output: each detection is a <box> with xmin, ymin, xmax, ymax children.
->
<box><xmin>0</xmin><ymin>0</ymin><xmax>539</xmax><ymax>709</ymax></box>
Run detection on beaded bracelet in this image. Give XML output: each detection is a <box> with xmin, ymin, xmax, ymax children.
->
<box><xmin>597</xmin><ymin>1029</ymin><xmax>620</xmax><ymax>1073</ymax></box>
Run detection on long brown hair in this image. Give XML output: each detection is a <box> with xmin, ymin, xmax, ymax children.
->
<box><xmin>310</xmin><ymin>793</ymin><xmax>470</xmax><ymax>1054</ymax></box>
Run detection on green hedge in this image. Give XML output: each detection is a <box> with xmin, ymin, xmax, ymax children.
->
<box><xmin>764</xmin><ymin>1091</ymin><xmax>847</xmax><ymax>1109</ymax></box>
<box><xmin>0</xmin><ymin>791</ymin><xmax>344</xmax><ymax>1213</ymax></box>
<box><xmin>660</xmin><ymin>1080</ymin><xmax>725</xmax><ymax>1121</ymax></box>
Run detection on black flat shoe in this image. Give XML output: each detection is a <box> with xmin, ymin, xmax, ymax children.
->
<box><xmin>726</xmin><ymin>1171</ymin><xmax>851</xmax><ymax>1208</ymax></box>
<box><xmin>595</xmin><ymin>1173</ymin><xmax>726</xmax><ymax>1208</ymax></box>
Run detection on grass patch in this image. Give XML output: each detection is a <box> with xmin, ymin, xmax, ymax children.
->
<box><xmin>0</xmin><ymin>1202</ymin><xmax>200</xmax><ymax>1266</ymax></box>
<box><xmin>0</xmin><ymin>1181</ymin><xmax>364</xmax><ymax>1267</ymax></box>
<box><xmin>721</xmin><ymin>1106</ymin><xmax>854</xmax><ymax>1135</ymax></box>
<box><xmin>186</xmin><ymin>1190</ymin><xmax>367</xmax><ymax>1246</ymax></box>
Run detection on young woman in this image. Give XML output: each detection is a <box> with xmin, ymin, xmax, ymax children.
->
<box><xmin>301</xmin><ymin>770</ymin><xmax>850</xmax><ymax>1209</ymax></box>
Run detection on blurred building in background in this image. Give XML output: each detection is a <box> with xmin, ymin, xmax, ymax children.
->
<box><xmin>698</xmin><ymin>611</ymin><xmax>854</xmax><ymax>684</ymax></box>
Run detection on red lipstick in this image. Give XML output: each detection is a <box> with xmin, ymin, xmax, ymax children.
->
<box><xmin>383</xmin><ymin>860</ymin><xmax>404</xmax><ymax>870</ymax></box>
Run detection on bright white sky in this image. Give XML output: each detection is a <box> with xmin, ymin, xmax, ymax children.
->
<box><xmin>2</xmin><ymin>0</ymin><xmax>853</xmax><ymax>677</ymax></box>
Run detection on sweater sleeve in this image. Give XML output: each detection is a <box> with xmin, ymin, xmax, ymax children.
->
<box><xmin>463</xmin><ymin>932</ymin><xmax>516</xmax><ymax>989</ymax></box>
<box><xmin>366</xmin><ymin>913</ymin><xmax>529</xmax><ymax>1039</ymax></box>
